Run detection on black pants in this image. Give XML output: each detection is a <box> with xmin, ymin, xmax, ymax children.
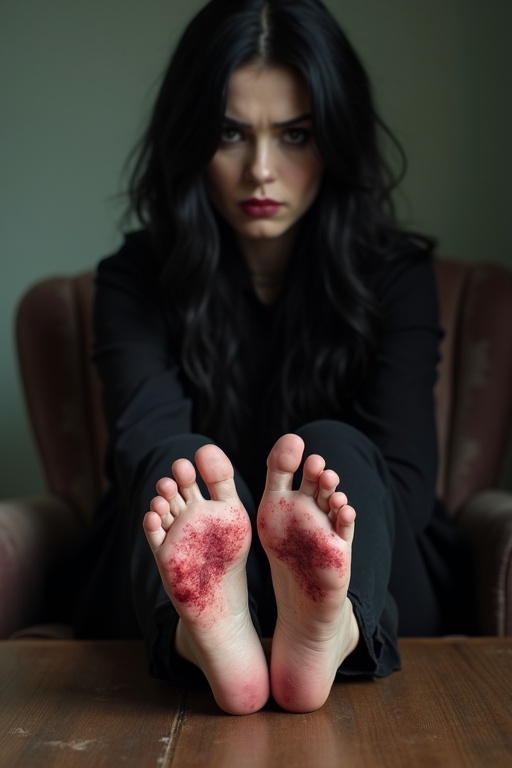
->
<box><xmin>70</xmin><ymin>420</ymin><xmax>475</xmax><ymax>683</ymax></box>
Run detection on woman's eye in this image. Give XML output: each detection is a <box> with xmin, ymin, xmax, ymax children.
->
<box><xmin>283</xmin><ymin>128</ymin><xmax>311</xmax><ymax>145</ymax></box>
<box><xmin>220</xmin><ymin>128</ymin><xmax>242</xmax><ymax>144</ymax></box>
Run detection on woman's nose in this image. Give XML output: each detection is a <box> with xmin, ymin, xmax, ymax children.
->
<box><xmin>245</xmin><ymin>139</ymin><xmax>276</xmax><ymax>186</ymax></box>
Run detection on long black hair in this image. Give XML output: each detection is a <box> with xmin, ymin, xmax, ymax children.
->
<box><xmin>127</xmin><ymin>0</ymin><xmax>434</xmax><ymax>450</ymax></box>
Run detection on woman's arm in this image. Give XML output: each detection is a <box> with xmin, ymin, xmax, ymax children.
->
<box><xmin>348</xmin><ymin>253</ymin><xmax>442</xmax><ymax>534</ymax></box>
<box><xmin>93</xmin><ymin>233</ymin><xmax>193</xmax><ymax>496</ymax></box>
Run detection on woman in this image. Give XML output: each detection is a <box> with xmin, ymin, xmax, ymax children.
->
<box><xmin>72</xmin><ymin>0</ymin><xmax>475</xmax><ymax>714</ymax></box>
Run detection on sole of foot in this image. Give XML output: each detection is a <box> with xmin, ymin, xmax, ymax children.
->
<box><xmin>257</xmin><ymin>433</ymin><xmax>359</xmax><ymax>712</ymax></box>
<box><xmin>143</xmin><ymin>443</ymin><xmax>270</xmax><ymax>714</ymax></box>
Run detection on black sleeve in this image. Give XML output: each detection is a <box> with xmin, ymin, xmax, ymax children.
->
<box><xmin>93</xmin><ymin>233</ymin><xmax>193</xmax><ymax>496</ymax></box>
<box><xmin>348</xmin><ymin>253</ymin><xmax>442</xmax><ymax>534</ymax></box>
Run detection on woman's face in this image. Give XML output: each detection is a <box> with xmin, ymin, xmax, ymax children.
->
<box><xmin>206</xmin><ymin>63</ymin><xmax>324</xmax><ymax>260</ymax></box>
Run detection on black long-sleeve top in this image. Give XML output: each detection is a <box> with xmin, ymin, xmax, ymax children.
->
<box><xmin>93</xmin><ymin>230</ymin><xmax>442</xmax><ymax>537</ymax></box>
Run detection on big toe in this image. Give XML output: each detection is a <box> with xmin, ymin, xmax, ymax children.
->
<box><xmin>194</xmin><ymin>444</ymin><xmax>238</xmax><ymax>502</ymax></box>
<box><xmin>265</xmin><ymin>434</ymin><xmax>305</xmax><ymax>493</ymax></box>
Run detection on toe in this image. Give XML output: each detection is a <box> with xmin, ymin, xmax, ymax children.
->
<box><xmin>155</xmin><ymin>476</ymin><xmax>177</xmax><ymax>501</ymax></box>
<box><xmin>150</xmin><ymin>495</ymin><xmax>168</xmax><ymax>517</ymax></box>
<box><xmin>172</xmin><ymin>458</ymin><xmax>204</xmax><ymax>503</ymax></box>
<box><xmin>143</xmin><ymin>510</ymin><xmax>166</xmax><ymax>550</ymax></box>
<box><xmin>330</xmin><ymin>497</ymin><xmax>356</xmax><ymax>544</ymax></box>
<box><xmin>299</xmin><ymin>454</ymin><xmax>325</xmax><ymax>497</ymax></box>
<box><xmin>150</xmin><ymin>495</ymin><xmax>177</xmax><ymax>526</ymax></box>
<box><xmin>265</xmin><ymin>434</ymin><xmax>305</xmax><ymax>493</ymax></box>
<box><xmin>155</xmin><ymin>477</ymin><xmax>185</xmax><ymax>517</ymax></box>
<box><xmin>316</xmin><ymin>469</ymin><xmax>340</xmax><ymax>513</ymax></box>
<box><xmin>194</xmin><ymin>444</ymin><xmax>238</xmax><ymax>503</ymax></box>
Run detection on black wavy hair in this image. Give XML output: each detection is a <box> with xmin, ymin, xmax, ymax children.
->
<box><xmin>127</xmin><ymin>0</ymin><xmax>434</xmax><ymax>450</ymax></box>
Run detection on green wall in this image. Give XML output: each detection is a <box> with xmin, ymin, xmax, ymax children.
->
<box><xmin>1</xmin><ymin>0</ymin><xmax>511</xmax><ymax>498</ymax></box>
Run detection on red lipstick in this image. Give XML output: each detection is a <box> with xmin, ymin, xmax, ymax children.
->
<box><xmin>239</xmin><ymin>198</ymin><xmax>282</xmax><ymax>217</ymax></box>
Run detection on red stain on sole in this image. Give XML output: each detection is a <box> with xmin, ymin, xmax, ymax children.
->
<box><xmin>259</xmin><ymin>502</ymin><xmax>346</xmax><ymax>601</ymax></box>
<box><xmin>169</xmin><ymin>509</ymin><xmax>247</xmax><ymax>614</ymax></box>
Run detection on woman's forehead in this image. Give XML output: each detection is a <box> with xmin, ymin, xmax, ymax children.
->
<box><xmin>224</xmin><ymin>64</ymin><xmax>312</xmax><ymax>124</ymax></box>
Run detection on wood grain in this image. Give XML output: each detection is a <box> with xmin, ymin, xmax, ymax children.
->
<box><xmin>0</xmin><ymin>640</ymin><xmax>183</xmax><ymax>767</ymax></box>
<box><xmin>173</xmin><ymin>639</ymin><xmax>512</xmax><ymax>768</ymax></box>
<box><xmin>1</xmin><ymin>638</ymin><xmax>511</xmax><ymax>767</ymax></box>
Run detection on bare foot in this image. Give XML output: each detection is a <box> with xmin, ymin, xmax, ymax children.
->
<box><xmin>257</xmin><ymin>434</ymin><xmax>359</xmax><ymax>713</ymax></box>
<box><xmin>143</xmin><ymin>444</ymin><xmax>269</xmax><ymax>715</ymax></box>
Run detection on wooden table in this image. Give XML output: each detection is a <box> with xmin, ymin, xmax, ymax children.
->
<box><xmin>1</xmin><ymin>638</ymin><xmax>511</xmax><ymax>767</ymax></box>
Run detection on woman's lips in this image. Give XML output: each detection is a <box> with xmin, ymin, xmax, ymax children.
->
<box><xmin>239</xmin><ymin>198</ymin><xmax>282</xmax><ymax>217</ymax></box>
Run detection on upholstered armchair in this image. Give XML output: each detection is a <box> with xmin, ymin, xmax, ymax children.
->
<box><xmin>1</xmin><ymin>259</ymin><xmax>512</xmax><ymax>638</ymax></box>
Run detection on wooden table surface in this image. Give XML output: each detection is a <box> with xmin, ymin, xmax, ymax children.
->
<box><xmin>1</xmin><ymin>638</ymin><xmax>511</xmax><ymax>767</ymax></box>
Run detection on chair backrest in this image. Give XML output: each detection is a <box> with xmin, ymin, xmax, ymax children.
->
<box><xmin>434</xmin><ymin>260</ymin><xmax>512</xmax><ymax>515</ymax></box>
<box><xmin>16</xmin><ymin>259</ymin><xmax>512</xmax><ymax>524</ymax></box>
<box><xmin>16</xmin><ymin>272</ymin><xmax>107</xmax><ymax>525</ymax></box>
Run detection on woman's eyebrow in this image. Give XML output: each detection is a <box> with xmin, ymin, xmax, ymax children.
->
<box><xmin>223</xmin><ymin>113</ymin><xmax>313</xmax><ymax>129</ymax></box>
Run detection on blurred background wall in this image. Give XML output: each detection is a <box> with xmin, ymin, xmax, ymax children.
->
<box><xmin>1</xmin><ymin>0</ymin><xmax>511</xmax><ymax>498</ymax></box>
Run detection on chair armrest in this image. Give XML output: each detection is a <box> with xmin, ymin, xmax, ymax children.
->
<box><xmin>456</xmin><ymin>490</ymin><xmax>512</xmax><ymax>635</ymax></box>
<box><xmin>0</xmin><ymin>494</ymin><xmax>82</xmax><ymax>638</ymax></box>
